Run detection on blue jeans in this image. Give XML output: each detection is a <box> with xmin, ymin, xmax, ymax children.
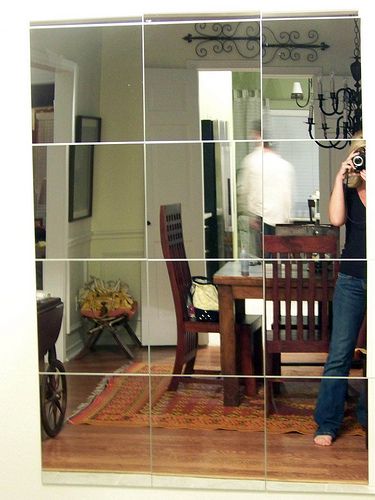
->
<box><xmin>314</xmin><ymin>272</ymin><xmax>366</xmax><ymax>438</ymax></box>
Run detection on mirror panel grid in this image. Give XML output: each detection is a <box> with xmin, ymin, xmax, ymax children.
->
<box><xmin>262</xmin><ymin>17</ymin><xmax>362</xmax><ymax>144</ymax></box>
<box><xmin>37</xmin><ymin>260</ymin><xmax>145</xmax><ymax>375</ymax></box>
<box><xmin>144</xmin><ymin>20</ymin><xmax>260</xmax><ymax>142</ymax></box>
<box><xmin>40</xmin><ymin>373</ymin><xmax>153</xmax><ymax>481</ymax></box>
<box><xmin>150</xmin><ymin>375</ymin><xmax>265</xmax><ymax>482</ymax></box>
<box><xmin>31</xmin><ymin>11</ymin><xmax>369</xmax><ymax>493</ymax></box>
<box><xmin>33</xmin><ymin>144</ymin><xmax>145</xmax><ymax>259</ymax></box>
<box><xmin>31</xmin><ymin>23</ymin><xmax>144</xmax><ymax>144</ymax></box>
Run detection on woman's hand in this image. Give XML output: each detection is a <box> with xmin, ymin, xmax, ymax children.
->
<box><xmin>335</xmin><ymin>151</ymin><xmax>359</xmax><ymax>184</ymax></box>
<box><xmin>359</xmin><ymin>169</ymin><xmax>367</xmax><ymax>183</ymax></box>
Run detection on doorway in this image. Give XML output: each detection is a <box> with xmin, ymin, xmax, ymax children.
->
<box><xmin>31</xmin><ymin>50</ymin><xmax>77</xmax><ymax>359</ymax></box>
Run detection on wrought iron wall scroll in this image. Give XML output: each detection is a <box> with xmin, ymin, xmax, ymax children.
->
<box><xmin>183</xmin><ymin>22</ymin><xmax>329</xmax><ymax>63</ymax></box>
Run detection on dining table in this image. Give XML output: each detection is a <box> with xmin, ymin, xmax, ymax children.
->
<box><xmin>213</xmin><ymin>259</ymin><xmax>335</xmax><ymax>406</ymax></box>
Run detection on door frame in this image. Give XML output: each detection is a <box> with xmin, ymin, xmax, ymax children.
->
<box><xmin>31</xmin><ymin>48</ymin><xmax>77</xmax><ymax>360</ymax></box>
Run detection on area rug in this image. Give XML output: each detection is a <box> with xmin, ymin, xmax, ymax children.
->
<box><xmin>68</xmin><ymin>362</ymin><xmax>365</xmax><ymax>436</ymax></box>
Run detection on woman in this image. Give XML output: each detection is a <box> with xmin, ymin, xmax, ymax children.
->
<box><xmin>314</xmin><ymin>140</ymin><xmax>367</xmax><ymax>446</ymax></box>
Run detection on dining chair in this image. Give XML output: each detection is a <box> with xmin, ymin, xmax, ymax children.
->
<box><xmin>160</xmin><ymin>203</ymin><xmax>262</xmax><ymax>393</ymax></box>
<box><xmin>263</xmin><ymin>234</ymin><xmax>339</xmax><ymax>412</ymax></box>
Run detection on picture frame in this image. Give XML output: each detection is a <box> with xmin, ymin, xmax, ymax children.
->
<box><xmin>68</xmin><ymin>116</ymin><xmax>101</xmax><ymax>222</ymax></box>
<box><xmin>75</xmin><ymin>115</ymin><xmax>102</xmax><ymax>142</ymax></box>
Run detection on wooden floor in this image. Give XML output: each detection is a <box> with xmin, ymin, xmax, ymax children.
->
<box><xmin>41</xmin><ymin>345</ymin><xmax>368</xmax><ymax>485</ymax></box>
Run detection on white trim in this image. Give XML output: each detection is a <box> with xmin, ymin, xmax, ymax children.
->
<box><xmin>67</xmin><ymin>319</ymin><xmax>81</xmax><ymax>335</ymax></box>
<box><xmin>31</xmin><ymin>48</ymin><xmax>77</xmax><ymax>73</ymax></box>
<box><xmin>262</xmin><ymin>67</ymin><xmax>322</xmax><ymax>77</ymax></box>
<box><xmin>68</xmin><ymin>232</ymin><xmax>92</xmax><ymax>248</ymax></box>
<box><xmin>90</xmin><ymin>229</ymin><xmax>144</xmax><ymax>241</ymax></box>
<box><xmin>187</xmin><ymin>59</ymin><xmax>260</xmax><ymax>70</ymax></box>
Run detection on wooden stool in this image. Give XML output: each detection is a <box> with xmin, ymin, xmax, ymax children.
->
<box><xmin>76</xmin><ymin>304</ymin><xmax>141</xmax><ymax>359</ymax></box>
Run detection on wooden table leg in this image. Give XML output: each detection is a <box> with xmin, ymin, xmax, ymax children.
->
<box><xmin>219</xmin><ymin>284</ymin><xmax>240</xmax><ymax>406</ymax></box>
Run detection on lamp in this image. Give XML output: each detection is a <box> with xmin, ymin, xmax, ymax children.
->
<box><xmin>291</xmin><ymin>78</ymin><xmax>312</xmax><ymax>108</ymax></box>
<box><xmin>291</xmin><ymin>19</ymin><xmax>362</xmax><ymax>149</ymax></box>
<box><xmin>291</xmin><ymin>81</ymin><xmax>303</xmax><ymax>100</ymax></box>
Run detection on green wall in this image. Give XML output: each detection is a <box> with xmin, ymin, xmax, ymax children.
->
<box><xmin>232</xmin><ymin>72</ymin><xmax>310</xmax><ymax>110</ymax></box>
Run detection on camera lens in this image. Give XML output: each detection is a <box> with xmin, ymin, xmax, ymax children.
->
<box><xmin>353</xmin><ymin>155</ymin><xmax>364</xmax><ymax>168</ymax></box>
<box><xmin>352</xmin><ymin>147</ymin><xmax>366</xmax><ymax>172</ymax></box>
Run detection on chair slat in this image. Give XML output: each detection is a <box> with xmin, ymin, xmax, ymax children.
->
<box><xmin>285</xmin><ymin>261</ymin><xmax>292</xmax><ymax>341</ymax></box>
<box><xmin>272</xmin><ymin>260</ymin><xmax>280</xmax><ymax>341</ymax></box>
<box><xmin>307</xmin><ymin>261</ymin><xmax>316</xmax><ymax>338</ymax></box>
<box><xmin>296</xmin><ymin>260</ymin><xmax>304</xmax><ymax>340</ymax></box>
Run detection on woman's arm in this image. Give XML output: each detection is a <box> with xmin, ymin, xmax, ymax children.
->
<box><xmin>328</xmin><ymin>152</ymin><xmax>357</xmax><ymax>227</ymax></box>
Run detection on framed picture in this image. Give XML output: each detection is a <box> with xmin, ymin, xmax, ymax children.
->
<box><xmin>75</xmin><ymin>115</ymin><xmax>102</xmax><ymax>142</ymax></box>
<box><xmin>68</xmin><ymin>116</ymin><xmax>101</xmax><ymax>222</ymax></box>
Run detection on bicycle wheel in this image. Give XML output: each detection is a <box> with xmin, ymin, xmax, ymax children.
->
<box><xmin>40</xmin><ymin>360</ymin><xmax>67</xmax><ymax>437</ymax></box>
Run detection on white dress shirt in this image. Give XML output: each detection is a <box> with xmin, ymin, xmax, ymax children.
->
<box><xmin>239</xmin><ymin>146</ymin><xmax>295</xmax><ymax>226</ymax></box>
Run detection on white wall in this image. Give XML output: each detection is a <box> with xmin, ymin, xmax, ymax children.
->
<box><xmin>2</xmin><ymin>1</ymin><xmax>374</xmax><ymax>500</ymax></box>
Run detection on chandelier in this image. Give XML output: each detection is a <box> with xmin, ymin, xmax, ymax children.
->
<box><xmin>291</xmin><ymin>19</ymin><xmax>362</xmax><ymax>149</ymax></box>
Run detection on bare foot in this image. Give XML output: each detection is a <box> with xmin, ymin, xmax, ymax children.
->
<box><xmin>314</xmin><ymin>435</ymin><xmax>333</xmax><ymax>446</ymax></box>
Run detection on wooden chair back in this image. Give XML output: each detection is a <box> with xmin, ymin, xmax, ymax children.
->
<box><xmin>264</xmin><ymin>234</ymin><xmax>338</xmax><ymax>259</ymax></box>
<box><xmin>160</xmin><ymin>203</ymin><xmax>262</xmax><ymax>395</ymax></box>
<box><xmin>264</xmin><ymin>235</ymin><xmax>338</xmax><ymax>353</ymax></box>
<box><xmin>160</xmin><ymin>203</ymin><xmax>192</xmax><ymax>326</ymax></box>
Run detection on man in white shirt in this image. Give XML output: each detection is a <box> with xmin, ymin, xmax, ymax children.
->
<box><xmin>237</xmin><ymin>124</ymin><xmax>295</xmax><ymax>257</ymax></box>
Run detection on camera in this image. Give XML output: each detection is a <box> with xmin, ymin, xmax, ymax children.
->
<box><xmin>352</xmin><ymin>147</ymin><xmax>366</xmax><ymax>172</ymax></box>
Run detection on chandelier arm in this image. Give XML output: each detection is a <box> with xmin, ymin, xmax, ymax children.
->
<box><xmin>318</xmin><ymin>97</ymin><xmax>340</xmax><ymax>117</ymax></box>
<box><xmin>315</xmin><ymin>139</ymin><xmax>349</xmax><ymax>149</ymax></box>
<box><xmin>335</xmin><ymin>87</ymin><xmax>353</xmax><ymax>115</ymax></box>
<box><xmin>335</xmin><ymin>115</ymin><xmax>343</xmax><ymax>139</ymax></box>
<box><xmin>308</xmin><ymin>121</ymin><xmax>349</xmax><ymax>149</ymax></box>
<box><xmin>295</xmin><ymin>99</ymin><xmax>309</xmax><ymax>108</ymax></box>
<box><xmin>331</xmin><ymin>141</ymin><xmax>350</xmax><ymax>150</ymax></box>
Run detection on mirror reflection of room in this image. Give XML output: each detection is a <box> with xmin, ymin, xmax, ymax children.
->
<box><xmin>31</xmin><ymin>12</ymin><xmax>368</xmax><ymax>490</ymax></box>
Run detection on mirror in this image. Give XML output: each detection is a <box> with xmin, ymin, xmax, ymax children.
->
<box><xmin>32</xmin><ymin>12</ymin><xmax>367</xmax><ymax>491</ymax></box>
<box><xmin>30</xmin><ymin>23</ymin><xmax>144</xmax><ymax>143</ymax></box>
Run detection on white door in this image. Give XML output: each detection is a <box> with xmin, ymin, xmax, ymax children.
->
<box><xmin>142</xmin><ymin>68</ymin><xmax>205</xmax><ymax>345</ymax></box>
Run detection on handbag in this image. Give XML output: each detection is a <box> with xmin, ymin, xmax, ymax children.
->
<box><xmin>191</xmin><ymin>276</ymin><xmax>219</xmax><ymax>322</ymax></box>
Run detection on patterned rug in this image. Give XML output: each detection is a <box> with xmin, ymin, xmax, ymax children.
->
<box><xmin>68</xmin><ymin>362</ymin><xmax>365</xmax><ymax>435</ymax></box>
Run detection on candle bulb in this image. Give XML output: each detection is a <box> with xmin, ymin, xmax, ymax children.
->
<box><xmin>320</xmin><ymin>110</ymin><xmax>327</xmax><ymax>126</ymax></box>
<box><xmin>317</xmin><ymin>76</ymin><xmax>323</xmax><ymax>95</ymax></box>
<box><xmin>330</xmin><ymin>72</ymin><xmax>335</xmax><ymax>93</ymax></box>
